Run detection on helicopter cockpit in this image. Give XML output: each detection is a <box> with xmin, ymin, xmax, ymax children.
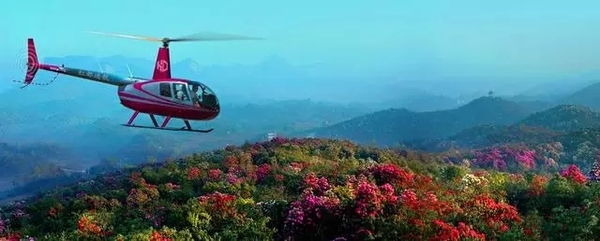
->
<box><xmin>186</xmin><ymin>81</ymin><xmax>219</xmax><ymax>110</ymax></box>
<box><xmin>157</xmin><ymin>80</ymin><xmax>219</xmax><ymax>110</ymax></box>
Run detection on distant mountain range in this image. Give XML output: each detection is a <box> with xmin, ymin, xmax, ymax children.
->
<box><xmin>404</xmin><ymin>104</ymin><xmax>600</xmax><ymax>151</ymax></box>
<box><xmin>558</xmin><ymin>82</ymin><xmax>600</xmax><ymax>110</ymax></box>
<box><xmin>304</xmin><ymin>96</ymin><xmax>543</xmax><ymax>146</ymax></box>
<box><xmin>517</xmin><ymin>105</ymin><xmax>600</xmax><ymax>132</ymax></box>
<box><xmin>303</xmin><ymin>78</ymin><xmax>600</xmax><ymax>149</ymax></box>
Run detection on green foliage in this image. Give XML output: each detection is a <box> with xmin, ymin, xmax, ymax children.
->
<box><xmin>316</xmin><ymin>97</ymin><xmax>535</xmax><ymax>146</ymax></box>
<box><xmin>1</xmin><ymin>138</ymin><xmax>600</xmax><ymax>240</ymax></box>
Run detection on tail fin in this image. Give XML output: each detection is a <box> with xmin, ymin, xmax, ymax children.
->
<box><xmin>152</xmin><ymin>47</ymin><xmax>171</xmax><ymax>80</ymax></box>
<box><xmin>24</xmin><ymin>38</ymin><xmax>40</xmax><ymax>85</ymax></box>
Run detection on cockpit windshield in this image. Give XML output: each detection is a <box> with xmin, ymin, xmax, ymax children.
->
<box><xmin>187</xmin><ymin>81</ymin><xmax>219</xmax><ymax>110</ymax></box>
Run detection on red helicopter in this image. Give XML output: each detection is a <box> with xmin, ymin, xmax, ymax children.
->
<box><xmin>16</xmin><ymin>31</ymin><xmax>262</xmax><ymax>133</ymax></box>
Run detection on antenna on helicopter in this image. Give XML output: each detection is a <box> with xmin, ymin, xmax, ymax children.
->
<box><xmin>96</xmin><ymin>58</ymin><xmax>105</xmax><ymax>73</ymax></box>
<box><xmin>125</xmin><ymin>64</ymin><xmax>134</xmax><ymax>78</ymax></box>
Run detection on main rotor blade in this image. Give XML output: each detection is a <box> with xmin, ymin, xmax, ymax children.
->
<box><xmin>171</xmin><ymin>31</ymin><xmax>264</xmax><ymax>42</ymax></box>
<box><xmin>86</xmin><ymin>31</ymin><xmax>163</xmax><ymax>42</ymax></box>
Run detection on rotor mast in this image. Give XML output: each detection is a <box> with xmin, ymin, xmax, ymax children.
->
<box><xmin>161</xmin><ymin>38</ymin><xmax>170</xmax><ymax>48</ymax></box>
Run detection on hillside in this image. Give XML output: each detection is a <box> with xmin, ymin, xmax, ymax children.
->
<box><xmin>412</xmin><ymin>104</ymin><xmax>600</xmax><ymax>151</ymax></box>
<box><xmin>0</xmin><ymin>142</ymin><xmax>73</xmax><ymax>189</ymax></box>
<box><xmin>559</xmin><ymin>81</ymin><xmax>600</xmax><ymax>110</ymax></box>
<box><xmin>309</xmin><ymin>97</ymin><xmax>537</xmax><ymax>146</ymax></box>
<box><xmin>0</xmin><ymin>138</ymin><xmax>597</xmax><ymax>240</ymax></box>
<box><xmin>376</xmin><ymin>91</ymin><xmax>461</xmax><ymax>112</ymax></box>
<box><xmin>517</xmin><ymin>105</ymin><xmax>600</xmax><ymax>132</ymax></box>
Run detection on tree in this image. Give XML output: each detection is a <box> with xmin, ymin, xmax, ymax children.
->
<box><xmin>588</xmin><ymin>158</ymin><xmax>600</xmax><ymax>181</ymax></box>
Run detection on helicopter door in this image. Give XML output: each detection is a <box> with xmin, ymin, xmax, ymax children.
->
<box><xmin>172</xmin><ymin>83</ymin><xmax>192</xmax><ymax>105</ymax></box>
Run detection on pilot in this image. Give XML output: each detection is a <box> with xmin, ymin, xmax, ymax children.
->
<box><xmin>190</xmin><ymin>85</ymin><xmax>200</xmax><ymax>96</ymax></box>
<box><xmin>190</xmin><ymin>85</ymin><xmax>201</xmax><ymax>107</ymax></box>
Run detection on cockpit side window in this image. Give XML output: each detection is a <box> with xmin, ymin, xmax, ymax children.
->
<box><xmin>173</xmin><ymin>83</ymin><xmax>190</xmax><ymax>101</ymax></box>
<box><xmin>188</xmin><ymin>84</ymin><xmax>202</xmax><ymax>107</ymax></box>
<box><xmin>187</xmin><ymin>81</ymin><xmax>219</xmax><ymax>109</ymax></box>
<box><xmin>159</xmin><ymin>83</ymin><xmax>172</xmax><ymax>97</ymax></box>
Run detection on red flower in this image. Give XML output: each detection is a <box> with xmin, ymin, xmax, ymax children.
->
<box><xmin>208</xmin><ymin>169</ymin><xmax>223</xmax><ymax>181</ymax></box>
<box><xmin>367</xmin><ymin>164</ymin><xmax>414</xmax><ymax>187</ymax></box>
<box><xmin>150</xmin><ymin>230</ymin><xmax>172</xmax><ymax>241</ymax></box>
<box><xmin>560</xmin><ymin>164</ymin><xmax>587</xmax><ymax>184</ymax></box>
<box><xmin>187</xmin><ymin>167</ymin><xmax>201</xmax><ymax>180</ymax></box>
<box><xmin>430</xmin><ymin>219</ymin><xmax>460</xmax><ymax>241</ymax></box>
<box><xmin>198</xmin><ymin>192</ymin><xmax>237</xmax><ymax>217</ymax></box>
<box><xmin>463</xmin><ymin>194</ymin><xmax>522</xmax><ymax>233</ymax></box>
<box><xmin>457</xmin><ymin>222</ymin><xmax>486</xmax><ymax>240</ymax></box>
<box><xmin>77</xmin><ymin>216</ymin><xmax>103</xmax><ymax>236</ymax></box>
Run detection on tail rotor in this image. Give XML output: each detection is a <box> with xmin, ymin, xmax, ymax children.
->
<box><xmin>12</xmin><ymin>38</ymin><xmax>59</xmax><ymax>89</ymax></box>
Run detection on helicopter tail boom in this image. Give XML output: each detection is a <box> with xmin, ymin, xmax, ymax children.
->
<box><xmin>17</xmin><ymin>38</ymin><xmax>137</xmax><ymax>88</ymax></box>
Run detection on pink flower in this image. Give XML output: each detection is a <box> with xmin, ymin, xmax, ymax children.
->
<box><xmin>226</xmin><ymin>172</ymin><xmax>240</xmax><ymax>185</ymax></box>
<box><xmin>256</xmin><ymin>164</ymin><xmax>272</xmax><ymax>183</ymax></box>
<box><xmin>354</xmin><ymin>180</ymin><xmax>383</xmax><ymax>218</ymax></box>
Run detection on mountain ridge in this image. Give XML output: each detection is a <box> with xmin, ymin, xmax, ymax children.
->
<box><xmin>307</xmin><ymin>96</ymin><xmax>538</xmax><ymax>146</ymax></box>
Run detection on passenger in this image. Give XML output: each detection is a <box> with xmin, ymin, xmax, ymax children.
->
<box><xmin>175</xmin><ymin>84</ymin><xmax>188</xmax><ymax>100</ymax></box>
<box><xmin>176</xmin><ymin>89</ymin><xmax>185</xmax><ymax>100</ymax></box>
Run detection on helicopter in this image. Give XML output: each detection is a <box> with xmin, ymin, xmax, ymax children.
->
<box><xmin>16</xmin><ymin>31</ymin><xmax>262</xmax><ymax>133</ymax></box>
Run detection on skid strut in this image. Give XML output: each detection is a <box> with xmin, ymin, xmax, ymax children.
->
<box><xmin>122</xmin><ymin>111</ymin><xmax>213</xmax><ymax>133</ymax></box>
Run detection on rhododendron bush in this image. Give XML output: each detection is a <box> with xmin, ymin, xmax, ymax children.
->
<box><xmin>0</xmin><ymin>138</ymin><xmax>598</xmax><ymax>240</ymax></box>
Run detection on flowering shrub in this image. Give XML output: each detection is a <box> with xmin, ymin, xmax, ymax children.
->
<box><xmin>471</xmin><ymin>146</ymin><xmax>538</xmax><ymax>171</ymax></box>
<box><xmin>0</xmin><ymin>138</ymin><xmax>597</xmax><ymax>240</ymax></box>
<box><xmin>560</xmin><ymin>164</ymin><xmax>587</xmax><ymax>184</ymax></box>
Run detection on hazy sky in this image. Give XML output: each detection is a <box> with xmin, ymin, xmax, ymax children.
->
<box><xmin>2</xmin><ymin>0</ymin><xmax>600</xmax><ymax>78</ymax></box>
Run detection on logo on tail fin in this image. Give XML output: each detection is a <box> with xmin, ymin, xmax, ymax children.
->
<box><xmin>156</xmin><ymin>60</ymin><xmax>169</xmax><ymax>72</ymax></box>
<box><xmin>26</xmin><ymin>53</ymin><xmax>38</xmax><ymax>75</ymax></box>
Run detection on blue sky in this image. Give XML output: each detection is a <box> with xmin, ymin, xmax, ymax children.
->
<box><xmin>2</xmin><ymin>0</ymin><xmax>600</xmax><ymax>78</ymax></box>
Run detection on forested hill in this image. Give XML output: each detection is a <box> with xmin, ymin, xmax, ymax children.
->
<box><xmin>0</xmin><ymin>137</ymin><xmax>597</xmax><ymax>240</ymax></box>
<box><xmin>559</xmin><ymin>81</ymin><xmax>600</xmax><ymax>110</ymax></box>
<box><xmin>0</xmin><ymin>142</ymin><xmax>73</xmax><ymax>189</ymax></box>
<box><xmin>309</xmin><ymin>96</ymin><xmax>537</xmax><ymax>146</ymax></box>
<box><xmin>517</xmin><ymin>104</ymin><xmax>600</xmax><ymax>132</ymax></box>
<box><xmin>414</xmin><ymin>104</ymin><xmax>600</xmax><ymax>151</ymax></box>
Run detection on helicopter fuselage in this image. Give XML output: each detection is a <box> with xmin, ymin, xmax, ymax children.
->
<box><xmin>118</xmin><ymin>79</ymin><xmax>220</xmax><ymax>121</ymax></box>
<box><xmin>34</xmin><ymin>64</ymin><xmax>220</xmax><ymax>121</ymax></box>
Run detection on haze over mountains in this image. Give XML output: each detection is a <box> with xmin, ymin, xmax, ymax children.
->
<box><xmin>2</xmin><ymin>53</ymin><xmax>600</xmax><ymax>188</ymax></box>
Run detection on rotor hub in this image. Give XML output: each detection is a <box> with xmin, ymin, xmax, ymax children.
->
<box><xmin>161</xmin><ymin>38</ymin><xmax>170</xmax><ymax>48</ymax></box>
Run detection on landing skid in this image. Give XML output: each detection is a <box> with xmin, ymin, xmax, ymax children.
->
<box><xmin>123</xmin><ymin>111</ymin><xmax>213</xmax><ymax>133</ymax></box>
<box><xmin>121</xmin><ymin>124</ymin><xmax>214</xmax><ymax>133</ymax></box>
